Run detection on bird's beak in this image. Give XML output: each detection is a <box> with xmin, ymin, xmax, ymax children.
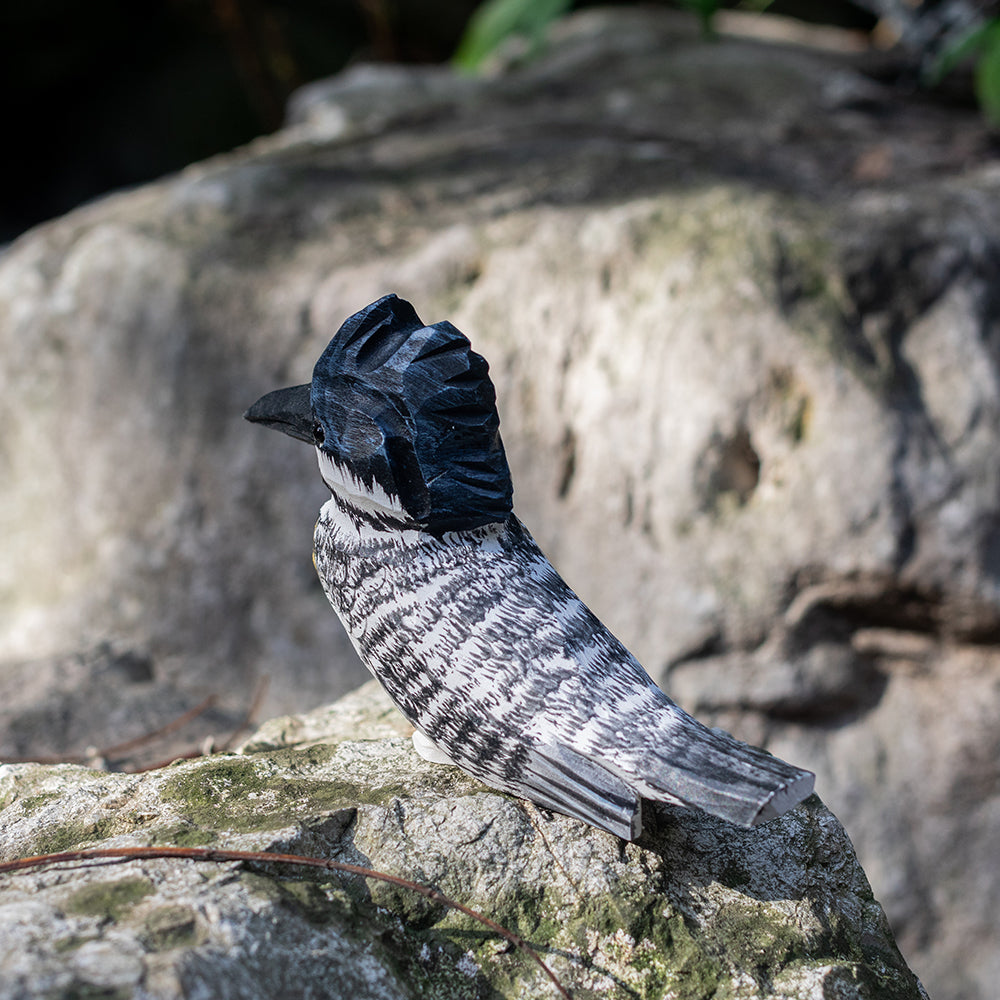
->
<box><xmin>244</xmin><ymin>384</ymin><xmax>315</xmax><ymax>444</ymax></box>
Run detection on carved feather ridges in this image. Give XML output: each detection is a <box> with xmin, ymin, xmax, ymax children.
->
<box><xmin>248</xmin><ymin>295</ymin><xmax>815</xmax><ymax>841</ymax></box>
<box><xmin>310</xmin><ymin>294</ymin><xmax>512</xmax><ymax>531</ymax></box>
<box><xmin>314</xmin><ymin>503</ymin><xmax>814</xmax><ymax>838</ymax></box>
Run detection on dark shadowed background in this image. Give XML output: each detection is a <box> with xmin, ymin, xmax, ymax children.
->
<box><xmin>4</xmin><ymin>0</ymin><xmax>948</xmax><ymax>245</ymax></box>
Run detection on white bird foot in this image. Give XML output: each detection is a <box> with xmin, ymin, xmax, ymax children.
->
<box><xmin>411</xmin><ymin>730</ymin><xmax>457</xmax><ymax>766</ymax></box>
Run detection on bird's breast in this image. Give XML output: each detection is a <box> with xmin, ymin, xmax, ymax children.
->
<box><xmin>312</xmin><ymin>498</ymin><xmax>660</xmax><ymax>763</ymax></box>
<box><xmin>313</xmin><ymin>498</ymin><xmax>525</xmax><ymax>648</ymax></box>
<box><xmin>315</xmin><ymin>504</ymin><xmax>575</xmax><ymax>715</ymax></box>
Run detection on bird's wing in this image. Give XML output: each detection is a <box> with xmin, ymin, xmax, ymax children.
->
<box><xmin>554</xmin><ymin>682</ymin><xmax>816</xmax><ymax>830</ymax></box>
<box><xmin>527</xmin><ymin>662</ymin><xmax>815</xmax><ymax>832</ymax></box>
<box><xmin>611</xmin><ymin>718</ymin><xmax>816</xmax><ymax>828</ymax></box>
<box><xmin>508</xmin><ymin>739</ymin><xmax>644</xmax><ymax>840</ymax></box>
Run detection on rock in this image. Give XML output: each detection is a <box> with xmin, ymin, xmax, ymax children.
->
<box><xmin>0</xmin><ymin>8</ymin><xmax>998</xmax><ymax>998</ymax></box>
<box><xmin>238</xmin><ymin>680</ymin><xmax>414</xmax><ymax>752</ymax></box>
<box><xmin>0</xmin><ymin>682</ymin><xmax>926</xmax><ymax>1000</ymax></box>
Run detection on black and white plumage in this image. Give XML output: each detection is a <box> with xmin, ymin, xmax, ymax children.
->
<box><xmin>246</xmin><ymin>294</ymin><xmax>815</xmax><ymax>840</ymax></box>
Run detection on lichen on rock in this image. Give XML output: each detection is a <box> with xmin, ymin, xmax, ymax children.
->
<box><xmin>0</xmin><ymin>681</ymin><xmax>926</xmax><ymax>999</ymax></box>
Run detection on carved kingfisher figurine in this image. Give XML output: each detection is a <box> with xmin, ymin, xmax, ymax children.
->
<box><xmin>245</xmin><ymin>294</ymin><xmax>814</xmax><ymax>840</ymax></box>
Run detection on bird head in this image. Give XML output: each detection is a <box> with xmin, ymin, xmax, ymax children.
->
<box><xmin>245</xmin><ymin>294</ymin><xmax>513</xmax><ymax>533</ymax></box>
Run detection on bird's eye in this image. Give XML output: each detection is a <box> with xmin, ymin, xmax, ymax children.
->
<box><xmin>313</xmin><ymin>422</ymin><xmax>325</xmax><ymax>444</ymax></box>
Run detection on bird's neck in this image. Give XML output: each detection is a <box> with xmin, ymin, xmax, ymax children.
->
<box><xmin>317</xmin><ymin>486</ymin><xmax>516</xmax><ymax>555</ymax></box>
<box><xmin>315</xmin><ymin>448</ymin><xmax>415</xmax><ymax>528</ymax></box>
<box><xmin>321</xmin><ymin>486</ymin><xmax>420</xmax><ymax>541</ymax></box>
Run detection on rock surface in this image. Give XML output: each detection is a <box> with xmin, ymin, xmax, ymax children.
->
<box><xmin>1</xmin><ymin>8</ymin><xmax>998</xmax><ymax>998</ymax></box>
<box><xmin>0</xmin><ymin>681</ymin><xmax>926</xmax><ymax>1000</ymax></box>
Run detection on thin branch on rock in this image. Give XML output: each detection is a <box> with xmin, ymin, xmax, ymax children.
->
<box><xmin>0</xmin><ymin>845</ymin><xmax>572</xmax><ymax>999</ymax></box>
<box><xmin>5</xmin><ymin>677</ymin><xmax>271</xmax><ymax>773</ymax></box>
<box><xmin>217</xmin><ymin>676</ymin><xmax>271</xmax><ymax>752</ymax></box>
<box><xmin>101</xmin><ymin>694</ymin><xmax>219</xmax><ymax>760</ymax></box>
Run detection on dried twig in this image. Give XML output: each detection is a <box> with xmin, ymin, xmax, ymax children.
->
<box><xmin>217</xmin><ymin>676</ymin><xmax>270</xmax><ymax>752</ymax></box>
<box><xmin>128</xmin><ymin>676</ymin><xmax>271</xmax><ymax>772</ymax></box>
<box><xmin>0</xmin><ymin>846</ymin><xmax>571</xmax><ymax>999</ymax></box>
<box><xmin>2</xmin><ymin>699</ymin><xmax>220</xmax><ymax>768</ymax></box>
<box><xmin>101</xmin><ymin>695</ymin><xmax>219</xmax><ymax>759</ymax></box>
<box><xmin>5</xmin><ymin>678</ymin><xmax>271</xmax><ymax>773</ymax></box>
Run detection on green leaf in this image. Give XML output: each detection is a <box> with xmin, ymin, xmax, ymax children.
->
<box><xmin>453</xmin><ymin>0</ymin><xmax>574</xmax><ymax>73</ymax></box>
<box><xmin>925</xmin><ymin>20</ymin><xmax>996</xmax><ymax>87</ymax></box>
<box><xmin>974</xmin><ymin>22</ymin><xmax>1000</xmax><ymax>127</ymax></box>
<box><xmin>677</xmin><ymin>0</ymin><xmax>721</xmax><ymax>37</ymax></box>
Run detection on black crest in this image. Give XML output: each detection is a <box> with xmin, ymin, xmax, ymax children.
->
<box><xmin>311</xmin><ymin>294</ymin><xmax>513</xmax><ymax>532</ymax></box>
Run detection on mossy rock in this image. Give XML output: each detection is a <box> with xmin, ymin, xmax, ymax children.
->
<box><xmin>0</xmin><ymin>683</ymin><xmax>926</xmax><ymax>999</ymax></box>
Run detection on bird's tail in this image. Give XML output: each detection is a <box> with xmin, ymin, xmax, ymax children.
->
<box><xmin>625</xmin><ymin>718</ymin><xmax>815</xmax><ymax>829</ymax></box>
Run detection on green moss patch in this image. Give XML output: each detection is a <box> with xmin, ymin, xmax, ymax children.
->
<box><xmin>143</xmin><ymin>904</ymin><xmax>200</xmax><ymax>951</ymax></box>
<box><xmin>158</xmin><ymin>755</ymin><xmax>363</xmax><ymax>834</ymax></box>
<box><xmin>65</xmin><ymin>877</ymin><xmax>153</xmax><ymax>922</ymax></box>
<box><xmin>31</xmin><ymin>818</ymin><xmax>123</xmax><ymax>857</ymax></box>
<box><xmin>16</xmin><ymin>791</ymin><xmax>63</xmax><ymax>814</ymax></box>
<box><xmin>157</xmin><ymin>748</ymin><xmax>459</xmax><ymax>837</ymax></box>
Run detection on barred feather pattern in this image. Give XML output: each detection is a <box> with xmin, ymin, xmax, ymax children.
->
<box><xmin>313</xmin><ymin>488</ymin><xmax>814</xmax><ymax>840</ymax></box>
